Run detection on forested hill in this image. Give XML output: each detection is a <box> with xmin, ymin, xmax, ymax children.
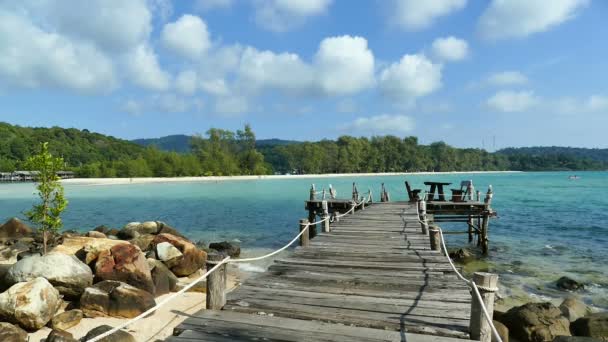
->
<box><xmin>0</xmin><ymin>122</ymin><xmax>606</xmax><ymax>176</ymax></box>
<box><xmin>497</xmin><ymin>147</ymin><xmax>608</xmax><ymax>162</ymax></box>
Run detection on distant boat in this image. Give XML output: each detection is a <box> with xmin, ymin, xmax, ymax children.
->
<box><xmin>568</xmin><ymin>175</ymin><xmax>580</xmax><ymax>180</ymax></box>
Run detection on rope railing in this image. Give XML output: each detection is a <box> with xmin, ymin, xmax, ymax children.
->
<box><xmin>415</xmin><ymin>203</ymin><xmax>502</xmax><ymax>342</ymax></box>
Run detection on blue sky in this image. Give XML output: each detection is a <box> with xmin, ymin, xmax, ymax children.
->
<box><xmin>0</xmin><ymin>0</ymin><xmax>607</xmax><ymax>149</ymax></box>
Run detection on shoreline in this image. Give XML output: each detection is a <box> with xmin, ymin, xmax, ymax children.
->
<box><xmin>61</xmin><ymin>170</ymin><xmax>522</xmax><ymax>186</ymax></box>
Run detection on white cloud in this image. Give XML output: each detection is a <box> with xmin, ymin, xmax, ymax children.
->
<box><xmin>124</xmin><ymin>44</ymin><xmax>170</xmax><ymax>91</ymax></box>
<box><xmin>161</xmin><ymin>15</ymin><xmax>211</xmax><ymax>59</ymax></box>
<box><xmin>487</xmin><ymin>71</ymin><xmax>528</xmax><ymax>86</ymax></box>
<box><xmin>379</xmin><ymin>54</ymin><xmax>442</xmax><ymax>103</ymax></box>
<box><xmin>478</xmin><ymin>0</ymin><xmax>590</xmax><ymax>41</ymax></box>
<box><xmin>486</xmin><ymin>90</ymin><xmax>539</xmax><ymax>112</ymax></box>
<box><xmin>341</xmin><ymin>114</ymin><xmax>415</xmax><ymax>135</ymax></box>
<box><xmin>555</xmin><ymin>95</ymin><xmax>608</xmax><ymax>114</ymax></box>
<box><xmin>336</xmin><ymin>99</ymin><xmax>357</xmax><ymax>113</ymax></box>
<box><xmin>122</xmin><ymin>99</ymin><xmax>143</xmax><ymax>116</ymax></box>
<box><xmin>201</xmin><ymin>78</ymin><xmax>230</xmax><ymax>96</ymax></box>
<box><xmin>0</xmin><ymin>10</ymin><xmax>116</xmax><ymax>92</ymax></box>
<box><xmin>391</xmin><ymin>0</ymin><xmax>467</xmax><ymax>31</ymax></box>
<box><xmin>156</xmin><ymin>94</ymin><xmax>203</xmax><ymax>113</ymax></box>
<box><xmin>196</xmin><ymin>0</ymin><xmax>234</xmax><ymax>11</ymax></box>
<box><xmin>314</xmin><ymin>35</ymin><xmax>375</xmax><ymax>95</ymax></box>
<box><xmin>253</xmin><ymin>0</ymin><xmax>332</xmax><ymax>32</ymax></box>
<box><xmin>175</xmin><ymin>70</ymin><xmax>199</xmax><ymax>95</ymax></box>
<box><xmin>214</xmin><ymin>96</ymin><xmax>249</xmax><ymax>116</ymax></box>
<box><xmin>587</xmin><ymin>95</ymin><xmax>608</xmax><ymax>112</ymax></box>
<box><xmin>431</xmin><ymin>36</ymin><xmax>469</xmax><ymax>61</ymax></box>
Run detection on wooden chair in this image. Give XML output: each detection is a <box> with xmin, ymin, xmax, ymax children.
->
<box><xmin>405</xmin><ymin>181</ymin><xmax>421</xmax><ymax>202</ymax></box>
<box><xmin>451</xmin><ymin>180</ymin><xmax>473</xmax><ymax>202</ymax></box>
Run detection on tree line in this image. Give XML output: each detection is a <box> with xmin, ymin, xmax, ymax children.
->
<box><xmin>0</xmin><ymin>121</ymin><xmax>604</xmax><ymax>177</ymax></box>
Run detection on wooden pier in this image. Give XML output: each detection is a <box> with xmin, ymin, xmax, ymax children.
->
<box><xmin>168</xmin><ymin>200</ymin><xmax>494</xmax><ymax>342</ymax></box>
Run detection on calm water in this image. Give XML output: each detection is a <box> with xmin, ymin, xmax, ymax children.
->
<box><xmin>1</xmin><ymin>172</ymin><xmax>607</xmax><ymax>309</ymax></box>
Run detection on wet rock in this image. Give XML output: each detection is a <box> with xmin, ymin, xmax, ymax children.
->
<box><xmin>501</xmin><ymin>302</ymin><xmax>571</xmax><ymax>342</ymax></box>
<box><xmin>448</xmin><ymin>248</ymin><xmax>475</xmax><ymax>263</ymax></box>
<box><xmin>129</xmin><ymin>234</ymin><xmax>155</xmax><ymax>252</ymax></box>
<box><xmin>0</xmin><ymin>218</ymin><xmax>33</xmax><ymax>241</ymax></box>
<box><xmin>5</xmin><ymin>253</ymin><xmax>93</xmax><ymax>299</ymax></box>
<box><xmin>50</xmin><ymin>236</ymin><xmax>129</xmax><ymax>258</ymax></box>
<box><xmin>47</xmin><ymin>329</ymin><xmax>78</xmax><ymax>342</ymax></box>
<box><xmin>553</xmin><ymin>336</ymin><xmax>604</xmax><ymax>342</ymax></box>
<box><xmin>209</xmin><ymin>241</ymin><xmax>241</xmax><ymax>258</ymax></box>
<box><xmin>94</xmin><ymin>225</ymin><xmax>110</xmax><ymax>234</ymax></box>
<box><xmin>0</xmin><ymin>277</ymin><xmax>62</xmax><ymax>330</ymax></box>
<box><xmin>117</xmin><ymin>222</ymin><xmax>158</xmax><ymax>239</ymax></box>
<box><xmin>557</xmin><ymin>277</ymin><xmax>584</xmax><ymax>291</ymax></box>
<box><xmin>87</xmin><ymin>231</ymin><xmax>107</xmax><ymax>239</ymax></box>
<box><xmin>0</xmin><ymin>322</ymin><xmax>27</xmax><ymax>342</ymax></box>
<box><xmin>156</xmin><ymin>221</ymin><xmax>186</xmax><ymax>239</ymax></box>
<box><xmin>82</xmin><ymin>324</ymin><xmax>136</xmax><ymax>342</ymax></box>
<box><xmin>559</xmin><ymin>297</ymin><xmax>592</xmax><ymax>322</ymax></box>
<box><xmin>80</xmin><ymin>280</ymin><xmax>155</xmax><ymax>318</ymax></box>
<box><xmin>155</xmin><ymin>242</ymin><xmax>183</xmax><ymax>268</ymax></box>
<box><xmin>493</xmin><ymin>320</ymin><xmax>509</xmax><ymax>342</ymax></box>
<box><xmin>95</xmin><ymin>244</ymin><xmax>155</xmax><ymax>294</ymax></box>
<box><xmin>571</xmin><ymin>312</ymin><xmax>608</xmax><ymax>339</ymax></box>
<box><xmin>147</xmin><ymin>259</ymin><xmax>178</xmax><ymax>296</ymax></box>
<box><xmin>152</xmin><ymin>234</ymin><xmax>206</xmax><ymax>277</ymax></box>
<box><xmin>51</xmin><ymin>309</ymin><xmax>83</xmax><ymax>331</ymax></box>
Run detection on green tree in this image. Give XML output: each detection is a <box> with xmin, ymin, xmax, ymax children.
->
<box><xmin>24</xmin><ymin>142</ymin><xmax>68</xmax><ymax>254</ymax></box>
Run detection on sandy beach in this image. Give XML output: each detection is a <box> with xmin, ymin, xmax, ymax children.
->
<box><xmin>61</xmin><ymin>171</ymin><xmax>521</xmax><ymax>186</ymax></box>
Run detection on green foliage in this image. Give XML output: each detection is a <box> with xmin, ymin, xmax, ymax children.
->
<box><xmin>24</xmin><ymin>142</ymin><xmax>68</xmax><ymax>254</ymax></box>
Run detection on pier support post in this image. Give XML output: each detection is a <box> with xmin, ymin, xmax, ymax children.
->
<box><xmin>470</xmin><ymin>272</ymin><xmax>499</xmax><ymax>342</ymax></box>
<box><xmin>307</xmin><ymin>209</ymin><xmax>317</xmax><ymax>239</ymax></box>
<box><xmin>429</xmin><ymin>227</ymin><xmax>441</xmax><ymax>251</ymax></box>
<box><xmin>206</xmin><ymin>252</ymin><xmax>227</xmax><ymax>310</ymax></box>
<box><xmin>310</xmin><ymin>184</ymin><xmax>316</xmax><ymax>201</ymax></box>
<box><xmin>352</xmin><ymin>183</ymin><xmax>359</xmax><ymax>202</ymax></box>
<box><xmin>468</xmin><ymin>215</ymin><xmax>474</xmax><ymax>243</ymax></box>
<box><xmin>481</xmin><ymin>186</ymin><xmax>493</xmax><ymax>255</ymax></box>
<box><xmin>321</xmin><ymin>200</ymin><xmax>330</xmax><ymax>233</ymax></box>
<box><xmin>299</xmin><ymin>219</ymin><xmax>310</xmax><ymax>247</ymax></box>
<box><xmin>419</xmin><ymin>200</ymin><xmax>429</xmax><ymax>235</ymax></box>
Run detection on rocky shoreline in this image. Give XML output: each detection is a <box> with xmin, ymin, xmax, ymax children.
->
<box><xmin>0</xmin><ymin>218</ymin><xmax>241</xmax><ymax>341</ymax></box>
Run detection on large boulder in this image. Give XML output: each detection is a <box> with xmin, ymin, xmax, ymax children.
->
<box><xmin>0</xmin><ymin>218</ymin><xmax>33</xmax><ymax>241</ymax></box>
<box><xmin>560</xmin><ymin>298</ymin><xmax>592</xmax><ymax>322</ymax></box>
<box><xmin>501</xmin><ymin>302</ymin><xmax>571</xmax><ymax>342</ymax></box>
<box><xmin>0</xmin><ymin>322</ymin><xmax>28</xmax><ymax>342</ymax></box>
<box><xmin>82</xmin><ymin>324</ymin><xmax>136</xmax><ymax>342</ymax></box>
<box><xmin>5</xmin><ymin>253</ymin><xmax>93</xmax><ymax>299</ymax></box>
<box><xmin>80</xmin><ymin>280</ymin><xmax>155</xmax><ymax>318</ymax></box>
<box><xmin>86</xmin><ymin>231</ymin><xmax>107</xmax><ymax>239</ymax></box>
<box><xmin>0</xmin><ymin>241</ymin><xmax>31</xmax><ymax>263</ymax></box>
<box><xmin>155</xmin><ymin>242</ymin><xmax>183</xmax><ymax>268</ymax></box>
<box><xmin>152</xmin><ymin>234</ymin><xmax>206</xmax><ymax>276</ymax></box>
<box><xmin>51</xmin><ymin>309</ymin><xmax>83</xmax><ymax>331</ymax></box>
<box><xmin>493</xmin><ymin>320</ymin><xmax>509</xmax><ymax>342</ymax></box>
<box><xmin>50</xmin><ymin>236</ymin><xmax>129</xmax><ymax>258</ymax></box>
<box><xmin>209</xmin><ymin>241</ymin><xmax>241</xmax><ymax>258</ymax></box>
<box><xmin>47</xmin><ymin>329</ymin><xmax>78</xmax><ymax>342</ymax></box>
<box><xmin>129</xmin><ymin>234</ymin><xmax>155</xmax><ymax>252</ymax></box>
<box><xmin>95</xmin><ymin>244</ymin><xmax>155</xmax><ymax>294</ymax></box>
<box><xmin>147</xmin><ymin>259</ymin><xmax>178</xmax><ymax>296</ymax></box>
<box><xmin>156</xmin><ymin>221</ymin><xmax>186</xmax><ymax>239</ymax></box>
<box><xmin>571</xmin><ymin>313</ymin><xmax>608</xmax><ymax>339</ymax></box>
<box><xmin>557</xmin><ymin>277</ymin><xmax>584</xmax><ymax>291</ymax></box>
<box><xmin>117</xmin><ymin>221</ymin><xmax>158</xmax><ymax>239</ymax></box>
<box><xmin>553</xmin><ymin>337</ymin><xmax>604</xmax><ymax>342</ymax></box>
<box><xmin>0</xmin><ymin>277</ymin><xmax>62</xmax><ymax>330</ymax></box>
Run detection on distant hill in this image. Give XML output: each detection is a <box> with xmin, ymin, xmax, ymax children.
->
<box><xmin>497</xmin><ymin>147</ymin><xmax>608</xmax><ymax>162</ymax></box>
<box><xmin>131</xmin><ymin>135</ymin><xmax>298</xmax><ymax>153</ymax></box>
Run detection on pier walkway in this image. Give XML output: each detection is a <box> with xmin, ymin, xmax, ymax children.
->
<box><xmin>168</xmin><ymin>202</ymin><xmax>472</xmax><ymax>341</ymax></box>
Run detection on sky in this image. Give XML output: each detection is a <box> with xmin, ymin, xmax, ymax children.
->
<box><xmin>0</xmin><ymin>0</ymin><xmax>607</xmax><ymax>149</ymax></box>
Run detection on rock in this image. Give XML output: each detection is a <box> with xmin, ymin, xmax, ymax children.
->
<box><xmin>87</xmin><ymin>231</ymin><xmax>107</xmax><ymax>239</ymax></box>
<box><xmin>95</xmin><ymin>244</ymin><xmax>155</xmax><ymax>294</ymax></box>
<box><xmin>209</xmin><ymin>241</ymin><xmax>241</xmax><ymax>258</ymax></box>
<box><xmin>175</xmin><ymin>279</ymin><xmax>206</xmax><ymax>293</ymax></box>
<box><xmin>156</xmin><ymin>222</ymin><xmax>186</xmax><ymax>239</ymax></box>
<box><xmin>0</xmin><ymin>218</ymin><xmax>33</xmax><ymax>241</ymax></box>
<box><xmin>493</xmin><ymin>320</ymin><xmax>509</xmax><ymax>342</ymax></box>
<box><xmin>117</xmin><ymin>222</ymin><xmax>158</xmax><ymax>239</ymax></box>
<box><xmin>129</xmin><ymin>234</ymin><xmax>155</xmax><ymax>252</ymax></box>
<box><xmin>82</xmin><ymin>324</ymin><xmax>136</xmax><ymax>342</ymax></box>
<box><xmin>51</xmin><ymin>309</ymin><xmax>83</xmax><ymax>331</ymax></box>
<box><xmin>94</xmin><ymin>225</ymin><xmax>110</xmax><ymax>234</ymax></box>
<box><xmin>501</xmin><ymin>302</ymin><xmax>571</xmax><ymax>342</ymax></box>
<box><xmin>571</xmin><ymin>313</ymin><xmax>608</xmax><ymax>339</ymax></box>
<box><xmin>448</xmin><ymin>248</ymin><xmax>475</xmax><ymax>263</ymax></box>
<box><xmin>0</xmin><ymin>241</ymin><xmax>31</xmax><ymax>263</ymax></box>
<box><xmin>47</xmin><ymin>329</ymin><xmax>78</xmax><ymax>342</ymax></box>
<box><xmin>16</xmin><ymin>250</ymin><xmax>40</xmax><ymax>261</ymax></box>
<box><xmin>80</xmin><ymin>280</ymin><xmax>155</xmax><ymax>318</ymax></box>
<box><xmin>0</xmin><ymin>322</ymin><xmax>27</xmax><ymax>342</ymax></box>
<box><xmin>557</xmin><ymin>276</ymin><xmax>584</xmax><ymax>291</ymax></box>
<box><xmin>152</xmin><ymin>234</ymin><xmax>206</xmax><ymax>277</ymax></box>
<box><xmin>553</xmin><ymin>337</ymin><xmax>604</xmax><ymax>342</ymax></box>
<box><xmin>0</xmin><ymin>277</ymin><xmax>62</xmax><ymax>330</ymax></box>
<box><xmin>147</xmin><ymin>259</ymin><xmax>178</xmax><ymax>296</ymax></box>
<box><xmin>560</xmin><ymin>297</ymin><xmax>592</xmax><ymax>322</ymax></box>
<box><xmin>5</xmin><ymin>253</ymin><xmax>93</xmax><ymax>299</ymax></box>
<box><xmin>50</xmin><ymin>236</ymin><xmax>129</xmax><ymax>257</ymax></box>
<box><xmin>155</xmin><ymin>242</ymin><xmax>183</xmax><ymax>268</ymax></box>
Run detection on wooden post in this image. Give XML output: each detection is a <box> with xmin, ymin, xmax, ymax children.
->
<box><xmin>476</xmin><ymin>190</ymin><xmax>481</xmax><ymax>202</ymax></box>
<box><xmin>380</xmin><ymin>183</ymin><xmax>386</xmax><ymax>202</ymax></box>
<box><xmin>352</xmin><ymin>182</ymin><xmax>358</xmax><ymax>201</ymax></box>
<box><xmin>469</xmin><ymin>272</ymin><xmax>499</xmax><ymax>342</ymax></box>
<box><xmin>467</xmin><ymin>215</ymin><xmax>474</xmax><ymax>243</ymax></box>
<box><xmin>206</xmin><ymin>252</ymin><xmax>227</xmax><ymax>310</ymax></box>
<box><xmin>368</xmin><ymin>188</ymin><xmax>373</xmax><ymax>203</ymax></box>
<box><xmin>429</xmin><ymin>227</ymin><xmax>441</xmax><ymax>251</ymax></box>
<box><xmin>419</xmin><ymin>200</ymin><xmax>428</xmax><ymax>235</ymax></box>
<box><xmin>481</xmin><ymin>186</ymin><xmax>493</xmax><ymax>255</ymax></box>
<box><xmin>468</xmin><ymin>181</ymin><xmax>475</xmax><ymax>201</ymax></box>
<box><xmin>321</xmin><ymin>200</ymin><xmax>330</xmax><ymax>233</ymax></box>
<box><xmin>307</xmin><ymin>210</ymin><xmax>317</xmax><ymax>239</ymax></box>
<box><xmin>299</xmin><ymin>219</ymin><xmax>310</xmax><ymax>247</ymax></box>
<box><xmin>322</xmin><ymin>188</ymin><xmax>326</xmax><ymax>200</ymax></box>
<box><xmin>310</xmin><ymin>184</ymin><xmax>316</xmax><ymax>201</ymax></box>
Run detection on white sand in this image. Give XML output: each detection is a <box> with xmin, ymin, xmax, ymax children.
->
<box><xmin>62</xmin><ymin>171</ymin><xmax>520</xmax><ymax>186</ymax></box>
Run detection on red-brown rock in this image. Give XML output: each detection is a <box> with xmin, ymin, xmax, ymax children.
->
<box><xmin>152</xmin><ymin>234</ymin><xmax>206</xmax><ymax>277</ymax></box>
<box><xmin>94</xmin><ymin>244</ymin><xmax>155</xmax><ymax>294</ymax></box>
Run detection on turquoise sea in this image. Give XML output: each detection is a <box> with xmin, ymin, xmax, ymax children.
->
<box><xmin>1</xmin><ymin>172</ymin><xmax>607</xmax><ymax>309</ymax></box>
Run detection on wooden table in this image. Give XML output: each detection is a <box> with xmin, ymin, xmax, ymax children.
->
<box><xmin>424</xmin><ymin>181</ymin><xmax>452</xmax><ymax>201</ymax></box>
